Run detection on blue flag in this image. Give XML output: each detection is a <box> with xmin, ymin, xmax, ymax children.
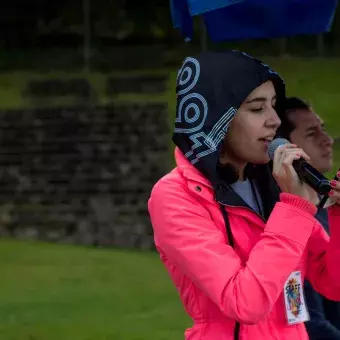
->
<box><xmin>171</xmin><ymin>0</ymin><xmax>338</xmax><ymax>41</ymax></box>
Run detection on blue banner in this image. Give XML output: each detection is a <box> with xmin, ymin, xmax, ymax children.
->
<box><xmin>171</xmin><ymin>0</ymin><xmax>338</xmax><ymax>41</ymax></box>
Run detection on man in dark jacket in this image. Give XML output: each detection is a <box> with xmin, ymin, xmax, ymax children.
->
<box><xmin>278</xmin><ymin>96</ymin><xmax>340</xmax><ymax>339</ymax></box>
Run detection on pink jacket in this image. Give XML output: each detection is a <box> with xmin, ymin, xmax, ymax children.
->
<box><xmin>148</xmin><ymin>148</ymin><xmax>340</xmax><ymax>340</ymax></box>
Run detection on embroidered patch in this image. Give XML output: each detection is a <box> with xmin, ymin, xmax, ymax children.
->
<box><xmin>283</xmin><ymin>271</ymin><xmax>310</xmax><ymax>325</ymax></box>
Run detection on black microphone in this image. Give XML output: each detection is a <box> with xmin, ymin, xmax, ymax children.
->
<box><xmin>268</xmin><ymin>138</ymin><xmax>331</xmax><ymax>195</ymax></box>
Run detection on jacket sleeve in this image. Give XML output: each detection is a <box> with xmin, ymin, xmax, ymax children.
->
<box><xmin>304</xmin><ymin>280</ymin><xmax>340</xmax><ymax>340</ymax></box>
<box><xmin>306</xmin><ymin>206</ymin><xmax>340</xmax><ymax>301</ymax></box>
<box><xmin>149</xmin><ymin>180</ymin><xmax>317</xmax><ymax>325</ymax></box>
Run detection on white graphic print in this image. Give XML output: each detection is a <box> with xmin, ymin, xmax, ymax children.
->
<box><xmin>176</xmin><ymin>57</ymin><xmax>201</xmax><ymax>96</ymax></box>
<box><xmin>185</xmin><ymin>107</ymin><xmax>236</xmax><ymax>164</ymax></box>
<box><xmin>175</xmin><ymin>57</ymin><xmax>236</xmax><ymax>165</ymax></box>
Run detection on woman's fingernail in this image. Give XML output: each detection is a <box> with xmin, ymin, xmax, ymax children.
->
<box><xmin>331</xmin><ymin>180</ymin><xmax>337</xmax><ymax>188</ymax></box>
<box><xmin>329</xmin><ymin>190</ymin><xmax>335</xmax><ymax>196</ymax></box>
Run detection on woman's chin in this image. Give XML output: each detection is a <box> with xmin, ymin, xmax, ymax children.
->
<box><xmin>251</xmin><ymin>154</ymin><xmax>270</xmax><ymax>165</ymax></box>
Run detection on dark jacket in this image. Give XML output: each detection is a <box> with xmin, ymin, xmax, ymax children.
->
<box><xmin>304</xmin><ymin>206</ymin><xmax>340</xmax><ymax>339</ymax></box>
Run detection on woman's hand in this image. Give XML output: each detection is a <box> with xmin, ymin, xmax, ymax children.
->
<box><xmin>272</xmin><ymin>143</ymin><xmax>319</xmax><ymax>205</ymax></box>
<box><xmin>328</xmin><ymin>171</ymin><xmax>340</xmax><ymax>206</ymax></box>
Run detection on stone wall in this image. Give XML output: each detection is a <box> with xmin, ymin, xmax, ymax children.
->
<box><xmin>0</xmin><ymin>103</ymin><xmax>170</xmax><ymax>249</ymax></box>
<box><xmin>24</xmin><ymin>74</ymin><xmax>167</xmax><ymax>100</ymax></box>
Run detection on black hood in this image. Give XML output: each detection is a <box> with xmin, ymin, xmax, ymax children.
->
<box><xmin>172</xmin><ymin>50</ymin><xmax>285</xmax><ymax>189</ymax></box>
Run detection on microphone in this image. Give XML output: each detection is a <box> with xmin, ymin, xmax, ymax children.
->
<box><xmin>268</xmin><ymin>138</ymin><xmax>331</xmax><ymax>195</ymax></box>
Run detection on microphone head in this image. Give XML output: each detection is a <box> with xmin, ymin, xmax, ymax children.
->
<box><xmin>268</xmin><ymin>138</ymin><xmax>289</xmax><ymax>160</ymax></box>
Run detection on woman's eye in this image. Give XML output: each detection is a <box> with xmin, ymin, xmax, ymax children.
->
<box><xmin>251</xmin><ymin>107</ymin><xmax>264</xmax><ymax>113</ymax></box>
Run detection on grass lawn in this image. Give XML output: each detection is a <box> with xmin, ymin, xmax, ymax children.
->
<box><xmin>0</xmin><ymin>239</ymin><xmax>190</xmax><ymax>340</ymax></box>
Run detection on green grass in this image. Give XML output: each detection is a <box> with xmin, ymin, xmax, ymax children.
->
<box><xmin>0</xmin><ymin>239</ymin><xmax>190</xmax><ymax>340</ymax></box>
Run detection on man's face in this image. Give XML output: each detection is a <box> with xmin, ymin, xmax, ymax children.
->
<box><xmin>289</xmin><ymin>108</ymin><xmax>333</xmax><ymax>174</ymax></box>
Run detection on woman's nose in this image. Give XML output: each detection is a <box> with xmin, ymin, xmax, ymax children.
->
<box><xmin>265</xmin><ymin>108</ymin><xmax>281</xmax><ymax>128</ymax></box>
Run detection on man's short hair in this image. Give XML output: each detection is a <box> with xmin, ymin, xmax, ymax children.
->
<box><xmin>277</xmin><ymin>97</ymin><xmax>310</xmax><ymax>140</ymax></box>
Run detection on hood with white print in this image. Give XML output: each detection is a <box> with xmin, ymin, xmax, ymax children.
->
<box><xmin>172</xmin><ymin>50</ymin><xmax>286</xmax><ymax>188</ymax></box>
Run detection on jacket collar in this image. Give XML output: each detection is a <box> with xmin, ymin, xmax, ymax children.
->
<box><xmin>175</xmin><ymin>147</ymin><xmax>213</xmax><ymax>189</ymax></box>
<box><xmin>175</xmin><ymin>147</ymin><xmax>279</xmax><ymax>222</ymax></box>
<box><xmin>175</xmin><ymin>147</ymin><xmax>254</xmax><ymax>208</ymax></box>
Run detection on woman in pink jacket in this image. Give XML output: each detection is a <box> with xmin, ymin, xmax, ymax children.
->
<box><xmin>148</xmin><ymin>51</ymin><xmax>340</xmax><ymax>339</ymax></box>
